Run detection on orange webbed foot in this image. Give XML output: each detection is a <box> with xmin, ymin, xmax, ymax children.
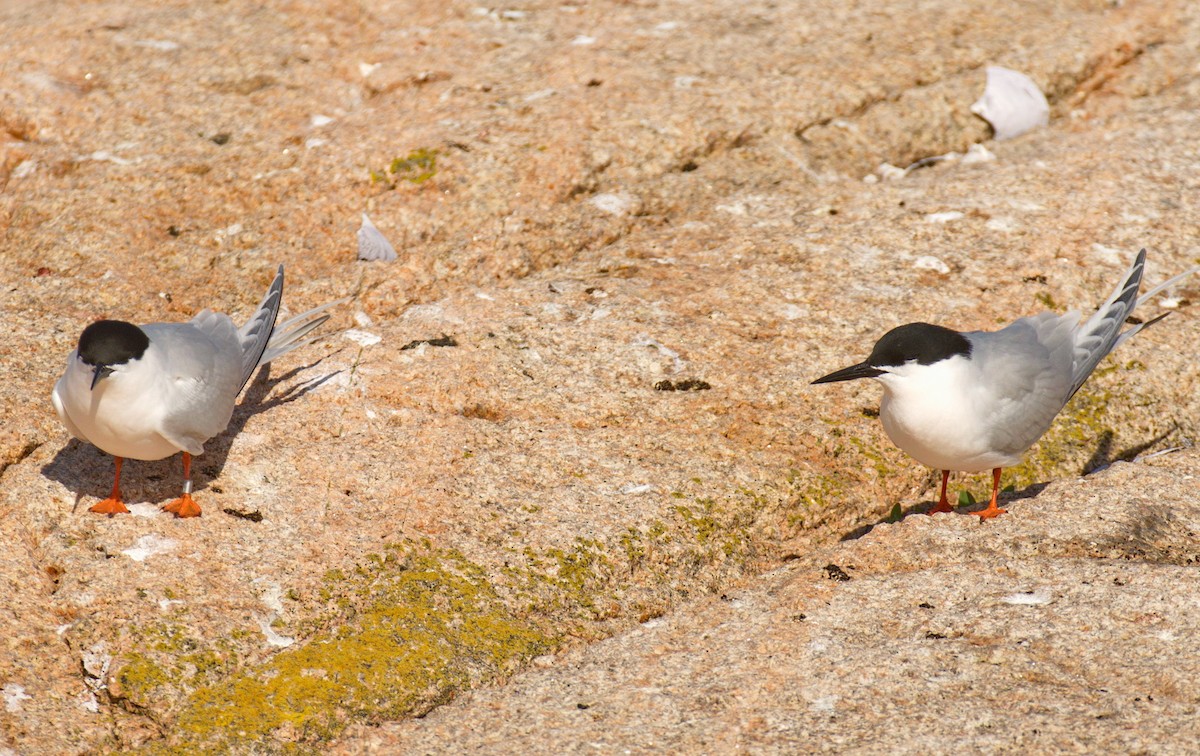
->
<box><xmin>976</xmin><ymin>505</ymin><xmax>1007</xmax><ymax>520</ymax></box>
<box><xmin>89</xmin><ymin>498</ymin><xmax>129</xmax><ymax>516</ymax></box>
<box><xmin>976</xmin><ymin>468</ymin><xmax>1007</xmax><ymax>520</ymax></box>
<box><xmin>927</xmin><ymin>470</ymin><xmax>953</xmax><ymax>515</ymax></box>
<box><xmin>163</xmin><ymin>494</ymin><xmax>202</xmax><ymax>518</ymax></box>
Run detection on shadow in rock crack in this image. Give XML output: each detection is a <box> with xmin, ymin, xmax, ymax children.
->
<box><xmin>41</xmin><ymin>358</ymin><xmax>341</xmax><ymax>514</ymax></box>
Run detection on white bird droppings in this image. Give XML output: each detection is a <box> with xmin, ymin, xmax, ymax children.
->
<box><xmin>962</xmin><ymin>143</ymin><xmax>996</xmax><ymax>164</ymax></box>
<box><xmin>1001</xmin><ymin>589</ymin><xmax>1054</xmax><ymax>606</ymax></box>
<box><xmin>986</xmin><ymin>216</ymin><xmax>1017</xmax><ymax>232</ymax></box>
<box><xmin>807</xmin><ymin>694</ymin><xmax>839</xmax><ymax>713</ymax></box>
<box><xmin>121</xmin><ymin>534</ymin><xmax>178</xmax><ymax>562</ymax></box>
<box><xmin>913</xmin><ymin>256</ymin><xmax>951</xmax><ymax>274</ymax></box>
<box><xmin>618</xmin><ymin>483</ymin><xmax>654</xmax><ymax>495</ymax></box>
<box><xmin>259</xmin><ymin>582</ymin><xmax>287</xmax><ymax>614</ymax></box>
<box><xmin>257</xmin><ymin>615</ymin><xmax>296</xmax><ymax>648</ymax></box>
<box><xmin>778</xmin><ymin>303</ymin><xmax>808</xmax><ymax>320</ymax></box>
<box><xmin>2</xmin><ymin>684</ymin><xmax>31</xmax><ymax>713</ymax></box>
<box><xmin>1090</xmin><ymin>244</ymin><xmax>1124</xmax><ymax>264</ymax></box>
<box><xmin>343</xmin><ymin>329</ymin><xmax>382</xmax><ymax>347</ymax></box>
<box><xmin>11</xmin><ymin>159</ymin><xmax>37</xmax><ymax>178</ymax></box>
<box><xmin>588</xmin><ymin>192</ymin><xmax>639</xmax><ymax>216</ymax></box>
<box><xmin>133</xmin><ymin>39</ymin><xmax>180</xmax><ymax>51</ymax></box>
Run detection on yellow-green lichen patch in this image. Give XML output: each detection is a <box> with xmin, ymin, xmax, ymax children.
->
<box><xmin>369</xmin><ymin>148</ymin><xmax>439</xmax><ymax>188</ymax></box>
<box><xmin>160</xmin><ymin>547</ymin><xmax>551</xmax><ymax>752</ymax></box>
<box><xmin>498</xmin><ymin>482</ymin><xmax>792</xmax><ymax>630</ymax></box>
<box><xmin>543</xmin><ymin>538</ymin><xmax>614</xmax><ymax>607</ymax></box>
<box><xmin>112</xmin><ymin>620</ymin><xmax>240</xmax><ymax>712</ymax></box>
<box><xmin>619</xmin><ymin>520</ymin><xmax>672</xmax><ymax>574</ymax></box>
<box><xmin>509</xmin><ymin>537</ymin><xmax>618</xmax><ymax>624</ymax></box>
<box><xmin>114</xmin><ymin>652</ymin><xmax>172</xmax><ymax>709</ymax></box>
<box><xmin>661</xmin><ymin>481</ymin><xmax>802</xmax><ymax>582</ymax></box>
<box><xmin>673</xmin><ymin>495</ymin><xmax>752</xmax><ymax>560</ymax></box>
<box><xmin>128</xmin><ymin>473</ymin><xmax>831</xmax><ymax>752</ymax></box>
<box><xmin>788</xmin><ymin>469</ymin><xmax>845</xmax><ymax>529</ymax></box>
<box><xmin>791</xmin><ymin>421</ymin><xmax>919</xmax><ymax>528</ymax></box>
<box><xmin>1006</xmin><ymin>384</ymin><xmax>1114</xmax><ymax>492</ymax></box>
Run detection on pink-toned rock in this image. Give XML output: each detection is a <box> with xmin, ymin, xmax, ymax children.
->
<box><xmin>1</xmin><ymin>0</ymin><xmax>1199</xmax><ymax>752</ymax></box>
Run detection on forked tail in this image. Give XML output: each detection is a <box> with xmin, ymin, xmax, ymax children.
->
<box><xmin>1069</xmin><ymin>249</ymin><xmax>1196</xmax><ymax>398</ymax></box>
<box><xmin>237</xmin><ymin>265</ymin><xmax>346</xmax><ymax>392</ymax></box>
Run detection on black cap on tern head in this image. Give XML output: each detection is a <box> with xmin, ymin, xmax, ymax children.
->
<box><xmin>812</xmin><ymin>322</ymin><xmax>972</xmax><ymax>385</ymax></box>
<box><xmin>78</xmin><ymin>319</ymin><xmax>150</xmax><ymax>389</ymax></box>
<box><xmin>867</xmin><ymin>322</ymin><xmax>972</xmax><ymax>369</ymax></box>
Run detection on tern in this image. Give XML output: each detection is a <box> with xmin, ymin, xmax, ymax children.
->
<box><xmin>813</xmin><ymin>249</ymin><xmax>1192</xmax><ymax>519</ymax></box>
<box><xmin>53</xmin><ymin>266</ymin><xmax>340</xmax><ymax>517</ymax></box>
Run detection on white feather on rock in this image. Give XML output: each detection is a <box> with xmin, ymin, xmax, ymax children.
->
<box><xmin>971</xmin><ymin>66</ymin><xmax>1049</xmax><ymax>141</ymax></box>
<box><xmin>357</xmin><ymin>212</ymin><xmax>398</xmax><ymax>262</ymax></box>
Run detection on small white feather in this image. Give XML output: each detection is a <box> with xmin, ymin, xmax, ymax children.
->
<box><xmin>357</xmin><ymin>212</ymin><xmax>398</xmax><ymax>262</ymax></box>
<box><xmin>971</xmin><ymin>66</ymin><xmax>1049</xmax><ymax>141</ymax></box>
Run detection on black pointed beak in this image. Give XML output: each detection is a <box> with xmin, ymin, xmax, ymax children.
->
<box><xmin>90</xmin><ymin>365</ymin><xmax>113</xmax><ymax>390</ymax></box>
<box><xmin>811</xmin><ymin>361</ymin><xmax>883</xmax><ymax>385</ymax></box>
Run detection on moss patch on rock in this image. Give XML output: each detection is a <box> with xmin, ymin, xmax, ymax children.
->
<box><xmin>149</xmin><ymin>546</ymin><xmax>551</xmax><ymax>752</ymax></box>
<box><xmin>111</xmin><ymin>617</ymin><xmax>242</xmax><ymax>715</ymax></box>
<box><xmin>1006</xmin><ymin>383</ymin><xmax>1114</xmax><ymax>492</ymax></box>
<box><xmin>123</xmin><ymin>476</ymin><xmax>803</xmax><ymax>753</ymax></box>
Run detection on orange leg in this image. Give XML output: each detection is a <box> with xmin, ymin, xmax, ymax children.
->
<box><xmin>928</xmin><ymin>470</ymin><xmax>954</xmax><ymax>514</ymax></box>
<box><xmin>976</xmin><ymin>467</ymin><xmax>1008</xmax><ymax>520</ymax></box>
<box><xmin>162</xmin><ymin>452</ymin><xmax>202</xmax><ymax>518</ymax></box>
<box><xmin>89</xmin><ymin>456</ymin><xmax>130</xmax><ymax>515</ymax></box>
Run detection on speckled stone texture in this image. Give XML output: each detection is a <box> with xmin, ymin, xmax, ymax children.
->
<box><xmin>338</xmin><ymin>452</ymin><xmax>1200</xmax><ymax>753</ymax></box>
<box><xmin>2</xmin><ymin>0</ymin><xmax>1199</xmax><ymax>753</ymax></box>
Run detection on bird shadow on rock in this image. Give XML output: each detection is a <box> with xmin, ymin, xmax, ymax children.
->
<box><xmin>837</xmin><ymin>484</ymin><xmax>1038</xmax><ymax>543</ymax></box>
<box><xmin>1081</xmin><ymin>424</ymin><xmax>1179</xmax><ymax>475</ymax></box>
<box><xmin>836</xmin><ymin>424</ymin><xmax>1178</xmax><ymax>542</ymax></box>
<box><xmin>41</xmin><ymin>356</ymin><xmax>342</xmax><ymax>516</ymax></box>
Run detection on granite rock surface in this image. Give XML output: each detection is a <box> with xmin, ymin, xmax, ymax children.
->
<box><xmin>1</xmin><ymin>0</ymin><xmax>1198</xmax><ymax>752</ymax></box>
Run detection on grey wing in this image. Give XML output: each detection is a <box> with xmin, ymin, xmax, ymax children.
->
<box><xmin>1069</xmin><ymin>250</ymin><xmax>1145</xmax><ymax>398</ymax></box>
<box><xmin>145</xmin><ymin>320</ymin><xmax>243</xmax><ymax>455</ymax></box>
<box><xmin>970</xmin><ymin>312</ymin><xmax>1078</xmax><ymax>457</ymax></box>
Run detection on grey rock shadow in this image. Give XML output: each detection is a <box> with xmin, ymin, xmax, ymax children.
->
<box><xmin>837</xmin><ymin>424</ymin><xmax>1178</xmax><ymax>542</ymax></box>
<box><xmin>836</xmin><ymin>482</ymin><xmax>1052</xmax><ymax>542</ymax></box>
<box><xmin>41</xmin><ymin>357</ymin><xmax>341</xmax><ymax>512</ymax></box>
<box><xmin>1081</xmin><ymin>424</ymin><xmax>1178</xmax><ymax>475</ymax></box>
